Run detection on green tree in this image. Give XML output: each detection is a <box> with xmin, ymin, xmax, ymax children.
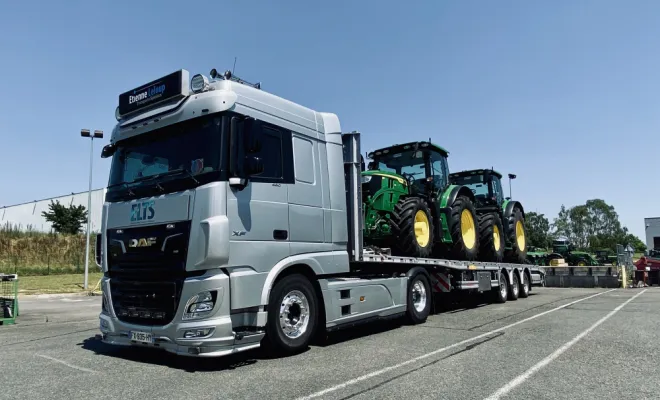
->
<box><xmin>552</xmin><ymin>199</ymin><xmax>645</xmax><ymax>253</ymax></box>
<box><xmin>524</xmin><ymin>211</ymin><xmax>552</xmax><ymax>249</ymax></box>
<box><xmin>41</xmin><ymin>200</ymin><xmax>88</xmax><ymax>235</ymax></box>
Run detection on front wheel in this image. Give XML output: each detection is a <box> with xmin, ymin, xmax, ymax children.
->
<box><xmin>405</xmin><ymin>270</ymin><xmax>432</xmax><ymax>324</ymax></box>
<box><xmin>264</xmin><ymin>274</ymin><xmax>318</xmax><ymax>355</ymax></box>
<box><xmin>391</xmin><ymin>197</ymin><xmax>435</xmax><ymax>258</ymax></box>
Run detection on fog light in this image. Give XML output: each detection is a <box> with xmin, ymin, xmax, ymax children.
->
<box><xmin>100</xmin><ymin>318</ymin><xmax>109</xmax><ymax>331</ymax></box>
<box><xmin>183</xmin><ymin>328</ymin><xmax>214</xmax><ymax>339</ymax></box>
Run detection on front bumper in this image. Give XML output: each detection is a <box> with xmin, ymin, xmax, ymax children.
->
<box><xmin>99</xmin><ymin>314</ymin><xmax>264</xmax><ymax>357</ymax></box>
<box><xmin>98</xmin><ymin>272</ymin><xmax>265</xmax><ymax>357</ymax></box>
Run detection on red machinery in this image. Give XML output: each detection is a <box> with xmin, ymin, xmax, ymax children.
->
<box><xmin>634</xmin><ymin>249</ymin><xmax>660</xmax><ymax>286</ymax></box>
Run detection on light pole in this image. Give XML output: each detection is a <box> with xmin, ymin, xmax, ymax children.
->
<box><xmin>81</xmin><ymin>129</ymin><xmax>103</xmax><ymax>290</ymax></box>
<box><xmin>508</xmin><ymin>173</ymin><xmax>517</xmax><ymax>199</ymax></box>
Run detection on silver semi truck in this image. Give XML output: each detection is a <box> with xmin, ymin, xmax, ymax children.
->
<box><xmin>96</xmin><ymin>68</ymin><xmax>545</xmax><ymax>357</ymax></box>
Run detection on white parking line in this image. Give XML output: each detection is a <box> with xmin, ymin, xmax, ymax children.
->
<box><xmin>483</xmin><ymin>288</ymin><xmax>648</xmax><ymax>400</ymax></box>
<box><xmin>36</xmin><ymin>354</ymin><xmax>98</xmax><ymax>374</ymax></box>
<box><xmin>296</xmin><ymin>289</ymin><xmax>617</xmax><ymax>400</ymax></box>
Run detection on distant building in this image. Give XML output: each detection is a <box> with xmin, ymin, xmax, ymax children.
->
<box><xmin>645</xmin><ymin>217</ymin><xmax>660</xmax><ymax>250</ymax></box>
<box><xmin>1</xmin><ymin>188</ymin><xmax>106</xmax><ymax>233</ymax></box>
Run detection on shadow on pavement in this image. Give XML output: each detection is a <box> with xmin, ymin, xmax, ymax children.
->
<box><xmin>77</xmin><ymin>291</ymin><xmax>539</xmax><ymax>370</ymax></box>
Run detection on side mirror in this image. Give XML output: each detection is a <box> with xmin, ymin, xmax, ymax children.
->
<box><xmin>101</xmin><ymin>144</ymin><xmax>116</xmax><ymax>159</ymax></box>
<box><xmin>246</xmin><ymin>156</ymin><xmax>264</xmax><ymax>175</ymax></box>
<box><xmin>244</xmin><ymin>117</ymin><xmax>262</xmax><ymax>153</ymax></box>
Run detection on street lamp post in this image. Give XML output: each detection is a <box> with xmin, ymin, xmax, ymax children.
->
<box><xmin>508</xmin><ymin>173</ymin><xmax>517</xmax><ymax>199</ymax></box>
<box><xmin>80</xmin><ymin>129</ymin><xmax>103</xmax><ymax>290</ymax></box>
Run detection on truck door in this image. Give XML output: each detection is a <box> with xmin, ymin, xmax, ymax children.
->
<box><xmin>288</xmin><ymin>133</ymin><xmax>325</xmax><ymax>252</ymax></box>
<box><xmin>226</xmin><ymin>121</ymin><xmax>294</xmax><ymax>269</ymax></box>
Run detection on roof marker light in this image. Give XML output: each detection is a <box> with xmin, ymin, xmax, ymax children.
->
<box><xmin>191</xmin><ymin>74</ymin><xmax>209</xmax><ymax>93</ymax></box>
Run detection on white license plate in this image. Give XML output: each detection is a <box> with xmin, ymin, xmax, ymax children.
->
<box><xmin>130</xmin><ymin>331</ymin><xmax>153</xmax><ymax>343</ymax></box>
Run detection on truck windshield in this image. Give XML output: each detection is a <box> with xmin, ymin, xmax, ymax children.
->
<box><xmin>106</xmin><ymin>114</ymin><xmax>225</xmax><ymax>201</ymax></box>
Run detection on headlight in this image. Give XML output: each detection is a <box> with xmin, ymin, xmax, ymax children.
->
<box><xmin>182</xmin><ymin>290</ymin><xmax>217</xmax><ymax>320</ymax></box>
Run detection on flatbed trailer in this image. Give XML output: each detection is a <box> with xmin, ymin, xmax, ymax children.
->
<box><xmin>97</xmin><ymin>68</ymin><xmax>546</xmax><ymax>358</ymax></box>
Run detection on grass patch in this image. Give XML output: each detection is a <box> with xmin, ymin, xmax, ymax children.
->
<box><xmin>0</xmin><ymin>222</ymin><xmax>98</xmax><ymax>276</ymax></box>
<box><xmin>17</xmin><ymin>272</ymin><xmax>104</xmax><ymax>295</ymax></box>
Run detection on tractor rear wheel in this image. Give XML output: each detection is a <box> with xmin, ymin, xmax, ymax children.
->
<box><xmin>478</xmin><ymin>213</ymin><xmax>505</xmax><ymax>262</ymax></box>
<box><xmin>505</xmin><ymin>207</ymin><xmax>527</xmax><ymax>264</ymax></box>
<box><xmin>448</xmin><ymin>195</ymin><xmax>480</xmax><ymax>261</ymax></box>
<box><xmin>391</xmin><ymin>197</ymin><xmax>434</xmax><ymax>257</ymax></box>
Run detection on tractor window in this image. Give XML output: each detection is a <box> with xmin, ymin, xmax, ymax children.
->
<box><xmin>452</xmin><ymin>174</ymin><xmax>488</xmax><ymax>197</ymax></box>
<box><xmin>371</xmin><ymin>150</ymin><xmax>426</xmax><ymax>180</ymax></box>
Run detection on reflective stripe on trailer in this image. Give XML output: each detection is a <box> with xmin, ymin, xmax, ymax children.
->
<box><xmin>430</xmin><ymin>272</ymin><xmax>451</xmax><ymax>293</ymax></box>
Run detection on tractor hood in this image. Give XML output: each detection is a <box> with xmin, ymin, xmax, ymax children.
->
<box><xmin>361</xmin><ymin>170</ymin><xmax>407</xmax><ymax>185</ymax></box>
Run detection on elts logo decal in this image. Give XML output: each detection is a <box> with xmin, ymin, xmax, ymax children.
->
<box><xmin>131</xmin><ymin>200</ymin><xmax>155</xmax><ymax>222</ymax></box>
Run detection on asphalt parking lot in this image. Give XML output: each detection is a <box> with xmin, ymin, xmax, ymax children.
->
<box><xmin>1</xmin><ymin>287</ymin><xmax>657</xmax><ymax>400</ymax></box>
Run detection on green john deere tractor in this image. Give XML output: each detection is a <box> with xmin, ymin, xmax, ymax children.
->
<box><xmin>547</xmin><ymin>240</ymin><xmax>599</xmax><ymax>266</ymax></box>
<box><xmin>448</xmin><ymin>169</ymin><xmax>527</xmax><ymax>264</ymax></box>
<box><xmin>361</xmin><ymin>141</ymin><xmax>480</xmax><ymax>261</ymax></box>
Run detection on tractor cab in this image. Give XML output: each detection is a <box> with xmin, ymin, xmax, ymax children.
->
<box><xmin>449</xmin><ymin>169</ymin><xmax>505</xmax><ymax>209</ymax></box>
<box><xmin>364</xmin><ymin>141</ymin><xmax>450</xmax><ymax>197</ymax></box>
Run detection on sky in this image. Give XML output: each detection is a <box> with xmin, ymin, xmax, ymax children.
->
<box><xmin>0</xmin><ymin>0</ymin><xmax>658</xmax><ymax>241</ymax></box>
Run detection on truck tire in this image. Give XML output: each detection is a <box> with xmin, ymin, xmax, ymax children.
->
<box><xmin>264</xmin><ymin>274</ymin><xmax>318</xmax><ymax>355</ymax></box>
<box><xmin>505</xmin><ymin>207</ymin><xmax>527</xmax><ymax>264</ymax></box>
<box><xmin>391</xmin><ymin>197</ymin><xmax>434</xmax><ymax>258</ymax></box>
<box><xmin>492</xmin><ymin>272</ymin><xmax>508</xmax><ymax>304</ymax></box>
<box><xmin>519</xmin><ymin>271</ymin><xmax>530</xmax><ymax>298</ymax></box>
<box><xmin>405</xmin><ymin>270</ymin><xmax>432</xmax><ymax>324</ymax></box>
<box><xmin>449</xmin><ymin>195</ymin><xmax>480</xmax><ymax>261</ymax></box>
<box><xmin>508</xmin><ymin>271</ymin><xmax>520</xmax><ymax>301</ymax></box>
<box><xmin>478</xmin><ymin>213</ymin><xmax>505</xmax><ymax>262</ymax></box>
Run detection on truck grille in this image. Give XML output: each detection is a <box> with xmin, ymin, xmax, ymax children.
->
<box><xmin>105</xmin><ymin>221</ymin><xmax>191</xmax><ymax>326</ymax></box>
<box><xmin>110</xmin><ymin>280</ymin><xmax>181</xmax><ymax>326</ymax></box>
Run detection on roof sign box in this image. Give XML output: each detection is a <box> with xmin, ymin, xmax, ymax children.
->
<box><xmin>118</xmin><ymin>69</ymin><xmax>190</xmax><ymax>117</ymax></box>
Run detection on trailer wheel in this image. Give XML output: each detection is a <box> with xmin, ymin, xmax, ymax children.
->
<box><xmin>264</xmin><ymin>274</ymin><xmax>318</xmax><ymax>355</ymax></box>
<box><xmin>508</xmin><ymin>271</ymin><xmax>520</xmax><ymax>301</ymax></box>
<box><xmin>519</xmin><ymin>272</ymin><xmax>530</xmax><ymax>298</ymax></box>
<box><xmin>492</xmin><ymin>272</ymin><xmax>508</xmax><ymax>304</ymax></box>
<box><xmin>405</xmin><ymin>271</ymin><xmax>432</xmax><ymax>324</ymax></box>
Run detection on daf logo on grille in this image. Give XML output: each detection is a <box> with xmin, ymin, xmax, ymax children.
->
<box><xmin>128</xmin><ymin>237</ymin><xmax>157</xmax><ymax>248</ymax></box>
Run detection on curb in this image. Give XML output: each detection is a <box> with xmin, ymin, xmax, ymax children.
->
<box><xmin>18</xmin><ymin>291</ymin><xmax>101</xmax><ymax>299</ymax></box>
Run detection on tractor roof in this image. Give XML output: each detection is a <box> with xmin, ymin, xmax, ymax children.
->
<box><xmin>449</xmin><ymin>169</ymin><xmax>503</xmax><ymax>179</ymax></box>
<box><xmin>367</xmin><ymin>141</ymin><xmax>448</xmax><ymax>158</ymax></box>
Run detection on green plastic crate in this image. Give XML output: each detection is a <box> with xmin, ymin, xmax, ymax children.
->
<box><xmin>0</xmin><ymin>274</ymin><xmax>18</xmax><ymax>325</ymax></box>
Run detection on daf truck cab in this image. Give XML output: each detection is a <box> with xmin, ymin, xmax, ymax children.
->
<box><xmin>97</xmin><ymin>68</ymin><xmax>543</xmax><ymax>357</ymax></box>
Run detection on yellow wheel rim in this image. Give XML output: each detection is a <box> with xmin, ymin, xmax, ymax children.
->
<box><xmin>493</xmin><ymin>224</ymin><xmax>501</xmax><ymax>251</ymax></box>
<box><xmin>515</xmin><ymin>220</ymin><xmax>525</xmax><ymax>250</ymax></box>
<box><xmin>578</xmin><ymin>261</ymin><xmax>586</xmax><ymax>266</ymax></box>
<box><xmin>460</xmin><ymin>209</ymin><xmax>476</xmax><ymax>249</ymax></box>
<box><xmin>414</xmin><ymin>210</ymin><xmax>430</xmax><ymax>247</ymax></box>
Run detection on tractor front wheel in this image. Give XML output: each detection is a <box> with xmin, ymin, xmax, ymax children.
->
<box><xmin>449</xmin><ymin>195</ymin><xmax>480</xmax><ymax>261</ymax></box>
<box><xmin>478</xmin><ymin>213</ymin><xmax>505</xmax><ymax>262</ymax></box>
<box><xmin>505</xmin><ymin>207</ymin><xmax>527</xmax><ymax>264</ymax></box>
<box><xmin>391</xmin><ymin>197</ymin><xmax>434</xmax><ymax>258</ymax></box>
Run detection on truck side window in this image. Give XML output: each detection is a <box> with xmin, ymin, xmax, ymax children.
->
<box><xmin>249</xmin><ymin>122</ymin><xmax>294</xmax><ymax>184</ymax></box>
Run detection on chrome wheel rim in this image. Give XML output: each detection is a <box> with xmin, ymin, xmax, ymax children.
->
<box><xmin>279</xmin><ymin>290</ymin><xmax>310</xmax><ymax>339</ymax></box>
<box><xmin>500</xmin><ymin>275</ymin><xmax>507</xmax><ymax>298</ymax></box>
<box><xmin>412</xmin><ymin>280</ymin><xmax>427</xmax><ymax>313</ymax></box>
<box><xmin>522</xmin><ymin>274</ymin><xmax>529</xmax><ymax>294</ymax></box>
<box><xmin>512</xmin><ymin>275</ymin><xmax>519</xmax><ymax>296</ymax></box>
